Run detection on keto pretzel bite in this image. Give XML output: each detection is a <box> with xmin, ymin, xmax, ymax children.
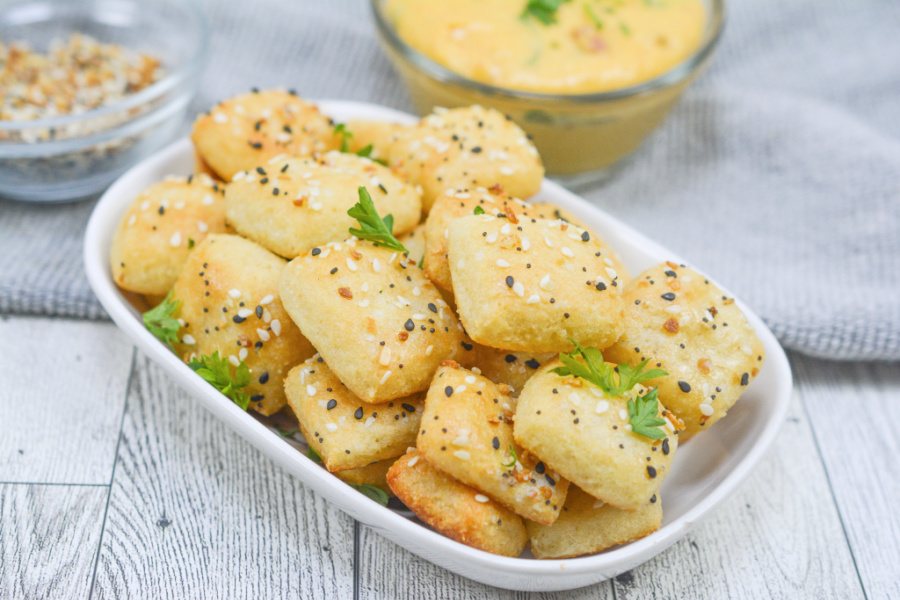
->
<box><xmin>603</xmin><ymin>263</ymin><xmax>766</xmax><ymax>441</ymax></box>
<box><xmin>526</xmin><ymin>486</ymin><xmax>662</xmax><ymax>559</ymax></box>
<box><xmin>342</xmin><ymin>119</ymin><xmax>408</xmax><ymax>162</ymax></box>
<box><xmin>388</xmin><ymin>105</ymin><xmax>544</xmax><ymax>213</ymax></box>
<box><xmin>284</xmin><ymin>357</ymin><xmax>423</xmax><ymax>472</ymax></box>
<box><xmin>448</xmin><ymin>214</ymin><xmax>627</xmax><ymax>352</ymax></box>
<box><xmin>471</xmin><ymin>345</ymin><xmax>555</xmax><ymax>396</ymax></box>
<box><xmin>225</xmin><ymin>151</ymin><xmax>421</xmax><ymax>259</ymax></box>
<box><xmin>515</xmin><ymin>361</ymin><xmax>678</xmax><ymax>511</ymax></box>
<box><xmin>279</xmin><ymin>238</ymin><xmax>466</xmax><ymax>403</ymax></box>
<box><xmin>397</xmin><ymin>223</ymin><xmax>427</xmax><ymax>267</ymax></box>
<box><xmin>170</xmin><ymin>234</ymin><xmax>315</xmax><ymax>415</ymax></box>
<box><xmin>191</xmin><ymin>89</ymin><xmax>336</xmax><ymax>181</ymax></box>
<box><xmin>387</xmin><ymin>450</ymin><xmax>528</xmax><ymax>557</ymax></box>
<box><xmin>110</xmin><ymin>175</ymin><xmax>229</xmax><ymax>295</ymax></box>
<box><xmin>417</xmin><ymin>365</ymin><xmax>569</xmax><ymax>525</ymax></box>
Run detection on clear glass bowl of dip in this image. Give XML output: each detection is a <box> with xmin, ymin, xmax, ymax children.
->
<box><xmin>0</xmin><ymin>0</ymin><xmax>208</xmax><ymax>203</ymax></box>
<box><xmin>371</xmin><ymin>0</ymin><xmax>724</xmax><ymax>185</ymax></box>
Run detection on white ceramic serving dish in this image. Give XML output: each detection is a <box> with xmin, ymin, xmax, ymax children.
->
<box><xmin>84</xmin><ymin>100</ymin><xmax>792</xmax><ymax>593</ymax></box>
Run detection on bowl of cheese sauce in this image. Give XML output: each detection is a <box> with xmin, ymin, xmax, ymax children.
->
<box><xmin>372</xmin><ymin>0</ymin><xmax>723</xmax><ymax>182</ymax></box>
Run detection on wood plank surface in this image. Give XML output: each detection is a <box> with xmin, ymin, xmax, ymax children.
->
<box><xmin>90</xmin><ymin>354</ymin><xmax>356</xmax><ymax>600</ymax></box>
<box><xmin>0</xmin><ymin>317</ymin><xmax>134</xmax><ymax>485</ymax></box>
<box><xmin>0</xmin><ymin>483</ymin><xmax>108</xmax><ymax>600</ymax></box>
<box><xmin>794</xmin><ymin>355</ymin><xmax>900</xmax><ymax>600</ymax></box>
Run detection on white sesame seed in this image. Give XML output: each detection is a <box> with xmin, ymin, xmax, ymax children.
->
<box><xmin>237</xmin><ymin>308</ymin><xmax>252</xmax><ymax>318</ymax></box>
<box><xmin>346</xmin><ymin>258</ymin><xmax>357</xmax><ymax>272</ymax></box>
<box><xmin>526</xmin><ymin>295</ymin><xmax>540</xmax><ymax>304</ymax></box>
<box><xmin>700</xmin><ymin>404</ymin><xmax>715</xmax><ymax>417</ymax></box>
<box><xmin>407</xmin><ymin>456</ymin><xmax>419</xmax><ymax>467</ymax></box>
<box><xmin>500</xmin><ymin>166</ymin><xmax>514</xmax><ymax>176</ymax></box>
<box><xmin>453</xmin><ymin>450</ymin><xmax>471</xmax><ymax>461</ymax></box>
<box><xmin>212</xmin><ymin>112</ymin><xmax>228</xmax><ymax>124</ymax></box>
<box><xmin>271</xmin><ymin>319</ymin><xmax>282</xmax><ymax>336</ymax></box>
<box><xmin>452</xmin><ymin>435</ymin><xmax>469</xmax><ymax>446</ymax></box>
<box><xmin>257</xmin><ymin>328</ymin><xmax>270</xmax><ymax>341</ymax></box>
<box><xmin>464</xmin><ymin>376</ymin><xmax>476</xmax><ymax>384</ymax></box>
<box><xmin>245</xmin><ymin>174</ymin><xmax>257</xmax><ymax>183</ymax></box>
<box><xmin>540</xmin><ymin>274</ymin><xmax>553</xmax><ymax>290</ymax></box>
<box><xmin>379</xmin><ymin>346</ymin><xmax>391</xmax><ymax>366</ymax></box>
<box><xmin>702</xmin><ymin>383</ymin><xmax>711</xmax><ymax>396</ymax></box>
<box><xmin>260</xmin><ymin>294</ymin><xmax>275</xmax><ymax>306</ymax></box>
<box><xmin>412</xmin><ymin>287</ymin><xmax>421</xmax><ymax>296</ymax></box>
<box><xmin>485</xmin><ymin>232</ymin><xmax>498</xmax><ymax>244</ymax></box>
<box><xmin>397</xmin><ymin>296</ymin><xmax>411</xmax><ymax>306</ymax></box>
<box><xmin>169</xmin><ymin>232</ymin><xmax>182</xmax><ymax>247</ymax></box>
<box><xmin>380</xmin><ymin>370</ymin><xmax>392</xmax><ymax>384</ymax></box>
<box><xmin>311</xmin><ymin>202</ymin><xmax>323</xmax><ymax>211</ymax></box>
<box><xmin>561</xmin><ymin>247</ymin><xmax>574</xmax><ymax>258</ymax></box>
<box><xmin>496</xmin><ymin>259</ymin><xmax>510</xmax><ymax>267</ymax></box>
<box><xmin>568</xmin><ymin>392</ymin><xmax>581</xmax><ymax>406</ymax></box>
<box><xmin>228</xmin><ymin>355</ymin><xmax>240</xmax><ymax>367</ymax></box>
<box><xmin>359</xmin><ymin>299</ymin><xmax>370</xmax><ymax>308</ymax></box>
<box><xmin>372</xmin><ymin>258</ymin><xmax>382</xmax><ymax>273</ymax></box>
<box><xmin>619</xmin><ymin>409</ymin><xmax>628</xmax><ymax>420</ymax></box>
<box><xmin>701</xmin><ymin>396</ymin><xmax>713</xmax><ymax>406</ymax></box>
<box><xmin>181</xmin><ymin>334</ymin><xmax>196</xmax><ymax>345</ymax></box>
<box><xmin>474</xmin><ymin>494</ymin><xmax>490</xmax><ymax>503</ymax></box>
<box><xmin>624</xmin><ymin>424</ymin><xmax>633</xmax><ymax>432</ymax></box>
<box><xmin>595</xmin><ymin>400</ymin><xmax>610</xmax><ymax>414</ymax></box>
<box><xmin>306</xmin><ymin>385</ymin><xmax>317</xmax><ymax>397</ymax></box>
<box><xmin>232</xmin><ymin>172</ymin><xmax>246</xmax><ymax>182</ymax></box>
<box><xmin>238</xmin><ymin>348</ymin><xmax>248</xmax><ymax>361</ymax></box>
<box><xmin>365</xmin><ymin>416</ymin><xmax>376</xmax><ymax>428</ymax></box>
<box><xmin>425</xmin><ymin>345</ymin><xmax>434</xmax><ymax>356</ymax></box>
<box><xmin>174</xmin><ymin>201</ymin><xmax>185</xmax><ymax>210</ymax></box>
<box><xmin>361</xmin><ymin>282</ymin><xmax>369</xmax><ymax>292</ymax></box>
<box><xmin>593</xmin><ymin>500</ymin><xmax>605</xmax><ymax>509</ymax></box>
<box><xmin>228</xmin><ymin>289</ymin><xmax>242</xmax><ymax>298</ymax></box>
<box><xmin>127</xmin><ymin>214</ymin><xmax>136</xmax><ymax>226</ymax></box>
<box><xmin>603</xmin><ymin>258</ymin><xmax>614</xmax><ymax>267</ymax></box>
<box><xmin>456</xmin><ymin>385</ymin><xmax>467</xmax><ymax>393</ymax></box>
<box><xmin>197</xmin><ymin>221</ymin><xmax>209</xmax><ymax>233</ymax></box>
<box><xmin>500</xmin><ymin>223</ymin><xmax>511</xmax><ymax>235</ymax></box>
<box><xmin>140</xmin><ymin>200</ymin><xmax>150</xmax><ymax>211</ymax></box>
<box><xmin>605</xmin><ymin>267</ymin><xmax>618</xmax><ymax>279</ymax></box>
<box><xmin>544</xmin><ymin>235</ymin><xmax>554</xmax><ymax>248</ymax></box>
<box><xmin>665</xmin><ymin>305</ymin><xmax>683</xmax><ymax>314</ymax></box>
<box><xmin>512</xmin><ymin>282</ymin><xmax>525</xmax><ymax>297</ymax></box>
<box><xmin>741</xmin><ymin>344</ymin><xmax>753</xmax><ymax>355</ymax></box>
<box><xmin>412</xmin><ymin>313</ymin><xmax>427</xmax><ymax>320</ymax></box>
<box><xmin>325</xmin><ymin>423</ymin><xmax>338</xmax><ymax>432</ymax></box>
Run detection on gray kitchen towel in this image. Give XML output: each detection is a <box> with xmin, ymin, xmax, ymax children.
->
<box><xmin>1</xmin><ymin>0</ymin><xmax>898</xmax><ymax>361</ymax></box>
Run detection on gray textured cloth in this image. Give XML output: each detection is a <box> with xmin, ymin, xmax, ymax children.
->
<box><xmin>1</xmin><ymin>0</ymin><xmax>898</xmax><ymax>360</ymax></box>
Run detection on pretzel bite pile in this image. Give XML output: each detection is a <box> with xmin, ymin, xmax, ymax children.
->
<box><xmin>112</xmin><ymin>90</ymin><xmax>766</xmax><ymax>560</ymax></box>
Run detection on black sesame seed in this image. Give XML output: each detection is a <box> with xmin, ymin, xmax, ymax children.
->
<box><xmin>596</xmin><ymin>282</ymin><xmax>607</xmax><ymax>291</ymax></box>
<box><xmin>461</xmin><ymin>341</ymin><xmax>473</xmax><ymax>351</ymax></box>
<box><xmin>158</xmin><ymin>206</ymin><xmax>165</xmax><ymax>215</ymax></box>
<box><xmin>535</xmin><ymin>462</ymin><xmax>545</xmax><ymax>474</ymax></box>
<box><xmin>427</xmin><ymin>303</ymin><xmax>438</xmax><ymax>313</ymax></box>
<box><xmin>650</xmin><ymin>494</ymin><xmax>658</xmax><ymax>503</ymax></box>
<box><xmin>741</xmin><ymin>373</ymin><xmax>750</xmax><ymax>386</ymax></box>
<box><xmin>327</xmin><ymin>399</ymin><xmax>337</xmax><ymax>410</ymax></box>
<box><xmin>445</xmin><ymin>386</ymin><xmax>454</xmax><ymax>397</ymax></box>
<box><xmin>661</xmin><ymin>292</ymin><xmax>676</xmax><ymax>301</ymax></box>
<box><xmin>354</xmin><ymin>407</ymin><xmax>363</xmax><ymax>420</ymax></box>
<box><xmin>505</xmin><ymin>275</ymin><xmax>515</xmax><ymax>288</ymax></box>
<box><xmin>678</xmin><ymin>381</ymin><xmax>691</xmax><ymax>393</ymax></box>
<box><xmin>545</xmin><ymin>474</ymin><xmax>556</xmax><ymax>486</ymax></box>
<box><xmin>581</xmin><ymin>231</ymin><xmax>590</xmax><ymax>242</ymax></box>
<box><xmin>404</xmin><ymin>319</ymin><xmax>415</xmax><ymax>332</ymax></box>
<box><xmin>233</xmin><ymin>316</ymin><xmax>246</xmax><ymax>324</ymax></box>
<box><xmin>251</xmin><ymin>394</ymin><xmax>264</xmax><ymax>402</ymax></box>
<box><xmin>255</xmin><ymin>306</ymin><xmax>263</xmax><ymax>319</ymax></box>
<box><xmin>525</xmin><ymin>358</ymin><xmax>540</xmax><ymax>369</ymax></box>
<box><xmin>402</xmin><ymin>403</ymin><xmax>416</xmax><ymax>413</ymax></box>
<box><xmin>492</xmin><ymin>437</ymin><xmax>500</xmax><ymax>449</ymax></box>
<box><xmin>662</xmin><ymin>438</ymin><xmax>670</xmax><ymax>455</ymax></box>
<box><xmin>504</xmin><ymin>354</ymin><xmax>517</xmax><ymax>363</ymax></box>
<box><xmin>312</xmin><ymin>247</ymin><xmax>321</xmax><ymax>256</ymax></box>
<box><xmin>664</xmin><ymin>270</ymin><xmax>677</xmax><ymax>278</ymax></box>
<box><xmin>330</xmin><ymin>267</ymin><xmax>338</xmax><ymax>275</ymax></box>
<box><xmin>647</xmin><ymin>466</ymin><xmax>657</xmax><ymax>478</ymax></box>
<box><xmin>471</xmin><ymin>146</ymin><xmax>482</xmax><ymax>153</ymax></box>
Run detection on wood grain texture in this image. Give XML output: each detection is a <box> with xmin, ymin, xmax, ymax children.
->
<box><xmin>0</xmin><ymin>483</ymin><xmax>107</xmax><ymax>599</ymax></box>
<box><xmin>606</xmin><ymin>391</ymin><xmax>866</xmax><ymax>600</ymax></box>
<box><xmin>91</xmin><ymin>354</ymin><xmax>355</xmax><ymax>599</ymax></box>
<box><xmin>0</xmin><ymin>316</ymin><xmax>134</xmax><ymax>484</ymax></box>
<box><xmin>794</xmin><ymin>354</ymin><xmax>900</xmax><ymax>600</ymax></box>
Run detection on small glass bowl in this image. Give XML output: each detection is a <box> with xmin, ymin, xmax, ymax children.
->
<box><xmin>371</xmin><ymin>0</ymin><xmax>724</xmax><ymax>184</ymax></box>
<box><xmin>0</xmin><ymin>0</ymin><xmax>208</xmax><ymax>203</ymax></box>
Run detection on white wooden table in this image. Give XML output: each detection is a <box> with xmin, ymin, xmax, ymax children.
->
<box><xmin>1</xmin><ymin>314</ymin><xmax>897</xmax><ymax>599</ymax></box>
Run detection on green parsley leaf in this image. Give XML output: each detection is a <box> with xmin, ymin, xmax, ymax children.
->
<box><xmin>627</xmin><ymin>387</ymin><xmax>667</xmax><ymax>440</ymax></box>
<box><xmin>501</xmin><ymin>445</ymin><xmax>518</xmax><ymax>468</ymax></box>
<box><xmin>305</xmin><ymin>446</ymin><xmax>322</xmax><ymax>462</ymax></box>
<box><xmin>333</xmin><ymin>122</ymin><xmax>352</xmax><ymax>152</ymax></box>
<box><xmin>417</xmin><ymin>254</ymin><xmax>424</xmax><ymax>269</ymax></box>
<box><xmin>473</xmin><ymin>205</ymin><xmax>486</xmax><ymax>215</ymax></box>
<box><xmin>187</xmin><ymin>237</ymin><xmax>195</xmax><ymax>249</ymax></box>
<box><xmin>551</xmin><ymin>339</ymin><xmax>668</xmax><ymax>440</ymax></box>
<box><xmin>522</xmin><ymin>0</ymin><xmax>571</xmax><ymax>25</ymax></box>
<box><xmin>142</xmin><ymin>291</ymin><xmax>181</xmax><ymax>348</ymax></box>
<box><xmin>354</xmin><ymin>143</ymin><xmax>389</xmax><ymax>166</ymax></box>
<box><xmin>350</xmin><ymin>483</ymin><xmax>390</xmax><ymax>506</ymax></box>
<box><xmin>277</xmin><ymin>428</ymin><xmax>299</xmax><ymax>438</ymax></box>
<box><xmin>188</xmin><ymin>351</ymin><xmax>252</xmax><ymax>410</ymax></box>
<box><xmin>348</xmin><ymin>186</ymin><xmax>409</xmax><ymax>253</ymax></box>
<box><xmin>584</xmin><ymin>2</ymin><xmax>604</xmax><ymax>29</ymax></box>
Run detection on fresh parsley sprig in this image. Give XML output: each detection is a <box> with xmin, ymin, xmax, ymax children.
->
<box><xmin>627</xmin><ymin>388</ymin><xmax>667</xmax><ymax>440</ymax></box>
<box><xmin>334</xmin><ymin>123</ymin><xmax>352</xmax><ymax>152</ymax></box>
<box><xmin>188</xmin><ymin>351</ymin><xmax>252</xmax><ymax>410</ymax></box>
<box><xmin>551</xmin><ymin>340</ymin><xmax>669</xmax><ymax>439</ymax></box>
<box><xmin>551</xmin><ymin>339</ymin><xmax>667</xmax><ymax>398</ymax></box>
<box><xmin>350</xmin><ymin>483</ymin><xmax>390</xmax><ymax>506</ymax></box>
<box><xmin>305</xmin><ymin>446</ymin><xmax>322</xmax><ymax>462</ymax></box>
<box><xmin>473</xmin><ymin>205</ymin><xmax>486</xmax><ymax>215</ymax></box>
<box><xmin>522</xmin><ymin>0</ymin><xmax>571</xmax><ymax>24</ymax></box>
<box><xmin>355</xmin><ymin>143</ymin><xmax>389</xmax><ymax>166</ymax></box>
<box><xmin>348</xmin><ymin>187</ymin><xmax>409</xmax><ymax>253</ymax></box>
<box><xmin>142</xmin><ymin>291</ymin><xmax>181</xmax><ymax>348</ymax></box>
